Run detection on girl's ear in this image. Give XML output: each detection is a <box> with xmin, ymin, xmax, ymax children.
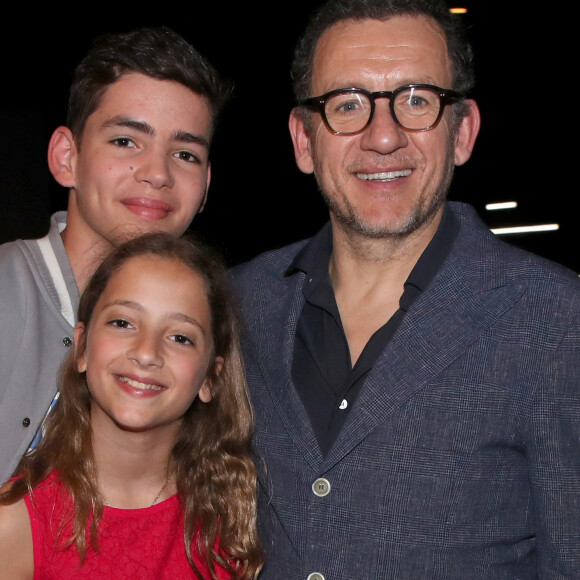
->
<box><xmin>74</xmin><ymin>322</ymin><xmax>87</xmax><ymax>373</ymax></box>
<box><xmin>198</xmin><ymin>356</ymin><xmax>224</xmax><ymax>403</ymax></box>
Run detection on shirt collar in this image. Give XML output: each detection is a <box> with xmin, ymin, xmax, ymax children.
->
<box><xmin>400</xmin><ymin>204</ymin><xmax>459</xmax><ymax>310</ymax></box>
<box><xmin>285</xmin><ymin>204</ymin><xmax>459</xmax><ymax>311</ymax></box>
<box><xmin>285</xmin><ymin>221</ymin><xmax>333</xmax><ymax>278</ymax></box>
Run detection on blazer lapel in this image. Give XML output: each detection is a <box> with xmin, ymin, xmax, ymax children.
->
<box><xmin>323</xmin><ymin>251</ymin><xmax>527</xmax><ymax>470</ymax></box>
<box><xmin>250</xmin><ymin>270</ymin><xmax>325</xmax><ymax>468</ymax></box>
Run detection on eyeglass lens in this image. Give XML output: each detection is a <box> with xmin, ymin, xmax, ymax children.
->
<box><xmin>325</xmin><ymin>87</ymin><xmax>442</xmax><ymax>133</ymax></box>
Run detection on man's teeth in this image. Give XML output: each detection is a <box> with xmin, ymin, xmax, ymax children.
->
<box><xmin>119</xmin><ymin>376</ymin><xmax>163</xmax><ymax>391</ymax></box>
<box><xmin>357</xmin><ymin>169</ymin><xmax>412</xmax><ymax>181</ymax></box>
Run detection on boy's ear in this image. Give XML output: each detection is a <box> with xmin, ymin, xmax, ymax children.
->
<box><xmin>47</xmin><ymin>126</ymin><xmax>77</xmax><ymax>188</ymax></box>
<box><xmin>197</xmin><ymin>162</ymin><xmax>211</xmax><ymax>214</ymax></box>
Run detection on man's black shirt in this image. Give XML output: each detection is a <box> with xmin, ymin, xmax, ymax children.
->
<box><xmin>287</xmin><ymin>207</ymin><xmax>459</xmax><ymax>455</ymax></box>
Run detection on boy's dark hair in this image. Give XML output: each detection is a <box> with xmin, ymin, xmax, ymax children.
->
<box><xmin>68</xmin><ymin>26</ymin><xmax>232</xmax><ymax>145</ymax></box>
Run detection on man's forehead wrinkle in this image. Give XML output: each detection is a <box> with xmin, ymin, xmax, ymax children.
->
<box><xmin>345</xmin><ymin>39</ymin><xmax>413</xmax><ymax>49</ymax></box>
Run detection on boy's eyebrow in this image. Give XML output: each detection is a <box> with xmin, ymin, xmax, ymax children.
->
<box><xmin>101</xmin><ymin>116</ymin><xmax>209</xmax><ymax>149</ymax></box>
<box><xmin>172</xmin><ymin>130</ymin><xmax>209</xmax><ymax>149</ymax></box>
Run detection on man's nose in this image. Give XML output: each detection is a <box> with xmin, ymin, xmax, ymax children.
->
<box><xmin>359</xmin><ymin>100</ymin><xmax>409</xmax><ymax>154</ymax></box>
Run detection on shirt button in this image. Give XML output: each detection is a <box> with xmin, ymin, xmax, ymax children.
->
<box><xmin>307</xmin><ymin>574</ymin><xmax>325</xmax><ymax>580</ymax></box>
<box><xmin>22</xmin><ymin>417</ymin><xmax>31</xmax><ymax>427</ymax></box>
<box><xmin>312</xmin><ymin>477</ymin><xmax>331</xmax><ymax>497</ymax></box>
<box><xmin>62</xmin><ymin>337</ymin><xmax>72</xmax><ymax>347</ymax></box>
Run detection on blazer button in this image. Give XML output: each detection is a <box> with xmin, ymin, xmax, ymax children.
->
<box><xmin>307</xmin><ymin>573</ymin><xmax>325</xmax><ymax>580</ymax></box>
<box><xmin>63</xmin><ymin>337</ymin><xmax>72</xmax><ymax>347</ymax></box>
<box><xmin>22</xmin><ymin>417</ymin><xmax>31</xmax><ymax>427</ymax></box>
<box><xmin>312</xmin><ymin>478</ymin><xmax>331</xmax><ymax>497</ymax></box>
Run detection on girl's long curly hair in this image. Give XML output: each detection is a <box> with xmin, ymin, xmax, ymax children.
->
<box><xmin>0</xmin><ymin>232</ymin><xmax>265</xmax><ymax>579</ymax></box>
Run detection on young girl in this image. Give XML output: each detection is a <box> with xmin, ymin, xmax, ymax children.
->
<box><xmin>0</xmin><ymin>233</ymin><xmax>264</xmax><ymax>579</ymax></box>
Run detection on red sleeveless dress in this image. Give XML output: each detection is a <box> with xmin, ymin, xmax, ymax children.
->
<box><xmin>24</xmin><ymin>472</ymin><xmax>232</xmax><ymax>579</ymax></box>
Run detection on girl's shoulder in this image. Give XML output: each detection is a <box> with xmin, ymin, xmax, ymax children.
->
<box><xmin>0</xmin><ymin>480</ymin><xmax>34</xmax><ymax>579</ymax></box>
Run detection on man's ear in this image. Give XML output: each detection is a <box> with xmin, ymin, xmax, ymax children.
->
<box><xmin>73</xmin><ymin>322</ymin><xmax>87</xmax><ymax>373</ymax></box>
<box><xmin>47</xmin><ymin>126</ymin><xmax>77</xmax><ymax>188</ymax></box>
<box><xmin>454</xmin><ymin>100</ymin><xmax>481</xmax><ymax>166</ymax></box>
<box><xmin>289</xmin><ymin>108</ymin><xmax>315</xmax><ymax>175</ymax></box>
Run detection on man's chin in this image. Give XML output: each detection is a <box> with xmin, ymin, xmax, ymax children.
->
<box><xmin>331</xmin><ymin>207</ymin><xmax>439</xmax><ymax>240</ymax></box>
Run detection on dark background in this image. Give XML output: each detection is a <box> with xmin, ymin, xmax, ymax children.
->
<box><xmin>1</xmin><ymin>3</ymin><xmax>574</xmax><ymax>271</ymax></box>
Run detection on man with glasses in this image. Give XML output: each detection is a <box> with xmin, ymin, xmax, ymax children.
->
<box><xmin>232</xmin><ymin>0</ymin><xmax>580</xmax><ymax>578</ymax></box>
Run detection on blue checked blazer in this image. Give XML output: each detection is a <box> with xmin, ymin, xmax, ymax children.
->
<box><xmin>232</xmin><ymin>202</ymin><xmax>580</xmax><ymax>580</ymax></box>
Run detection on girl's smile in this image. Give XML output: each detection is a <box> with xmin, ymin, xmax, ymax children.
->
<box><xmin>75</xmin><ymin>253</ymin><xmax>218</xmax><ymax>434</ymax></box>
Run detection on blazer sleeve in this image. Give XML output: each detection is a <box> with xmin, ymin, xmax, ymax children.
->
<box><xmin>527</xmin><ymin>312</ymin><xmax>580</xmax><ymax>576</ymax></box>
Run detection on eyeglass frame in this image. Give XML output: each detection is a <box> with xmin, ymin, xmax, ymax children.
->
<box><xmin>299</xmin><ymin>84</ymin><xmax>464</xmax><ymax>135</ymax></box>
